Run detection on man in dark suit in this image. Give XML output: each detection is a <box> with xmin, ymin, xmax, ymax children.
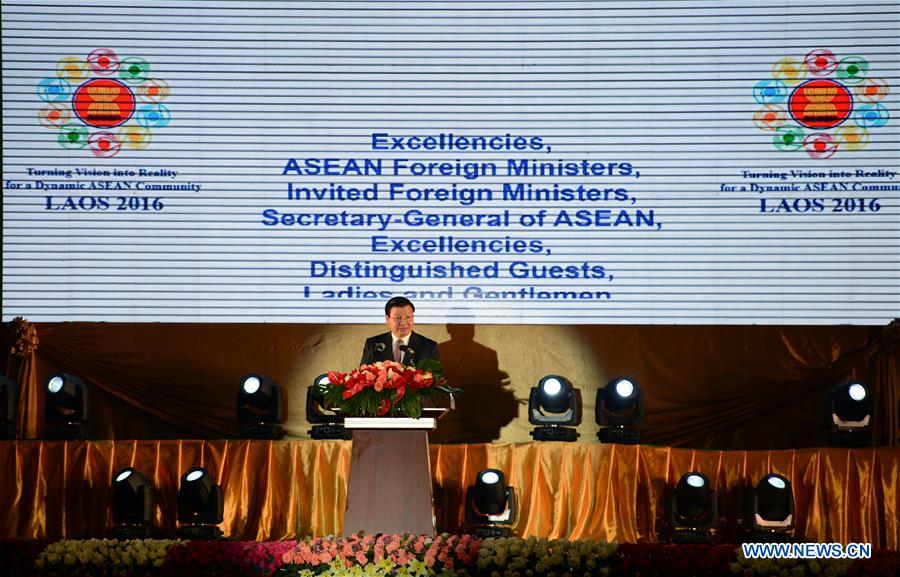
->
<box><xmin>360</xmin><ymin>296</ymin><xmax>440</xmax><ymax>366</ymax></box>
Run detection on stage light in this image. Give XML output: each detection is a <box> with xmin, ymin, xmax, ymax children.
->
<box><xmin>237</xmin><ymin>373</ymin><xmax>284</xmax><ymax>439</ymax></box>
<box><xmin>307</xmin><ymin>374</ymin><xmax>351</xmax><ymax>440</ymax></box>
<box><xmin>528</xmin><ymin>375</ymin><xmax>581</xmax><ymax>441</ymax></box>
<box><xmin>667</xmin><ymin>472</ymin><xmax>717</xmax><ymax>544</ymax></box>
<box><xmin>177</xmin><ymin>467</ymin><xmax>224</xmax><ymax>539</ymax></box>
<box><xmin>826</xmin><ymin>381</ymin><xmax>871</xmax><ymax>447</ymax></box>
<box><xmin>745</xmin><ymin>473</ymin><xmax>794</xmax><ymax>542</ymax></box>
<box><xmin>44</xmin><ymin>372</ymin><xmax>89</xmax><ymax>440</ymax></box>
<box><xmin>596</xmin><ymin>377</ymin><xmax>644</xmax><ymax>444</ymax></box>
<box><xmin>111</xmin><ymin>467</ymin><xmax>155</xmax><ymax>538</ymax></box>
<box><xmin>465</xmin><ymin>468</ymin><xmax>517</xmax><ymax>538</ymax></box>
<box><xmin>0</xmin><ymin>375</ymin><xmax>17</xmax><ymax>440</ymax></box>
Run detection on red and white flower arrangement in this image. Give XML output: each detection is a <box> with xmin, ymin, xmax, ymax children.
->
<box><xmin>318</xmin><ymin>359</ymin><xmax>459</xmax><ymax>418</ymax></box>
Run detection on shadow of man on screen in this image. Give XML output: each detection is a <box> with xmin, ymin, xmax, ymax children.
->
<box><xmin>430</xmin><ymin>323</ymin><xmax>518</xmax><ymax>443</ymax></box>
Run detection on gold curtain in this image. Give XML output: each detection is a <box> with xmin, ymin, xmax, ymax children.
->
<box><xmin>2</xmin><ymin>321</ymin><xmax>897</xmax><ymax>448</ymax></box>
<box><xmin>1</xmin><ymin>440</ymin><xmax>897</xmax><ymax>548</ymax></box>
<box><xmin>5</xmin><ymin>317</ymin><xmax>41</xmax><ymax>438</ymax></box>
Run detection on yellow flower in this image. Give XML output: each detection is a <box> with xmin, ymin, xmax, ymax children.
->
<box><xmin>408</xmin><ymin>558</ymin><xmax>427</xmax><ymax>576</ymax></box>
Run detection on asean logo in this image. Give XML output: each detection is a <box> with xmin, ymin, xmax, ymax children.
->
<box><xmin>37</xmin><ymin>49</ymin><xmax>171</xmax><ymax>158</ymax></box>
<box><xmin>752</xmin><ymin>49</ymin><xmax>890</xmax><ymax>159</ymax></box>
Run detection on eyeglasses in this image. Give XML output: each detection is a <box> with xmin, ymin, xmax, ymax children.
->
<box><xmin>389</xmin><ymin>315</ymin><xmax>413</xmax><ymax>323</ymax></box>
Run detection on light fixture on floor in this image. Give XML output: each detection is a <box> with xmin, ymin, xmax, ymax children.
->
<box><xmin>528</xmin><ymin>375</ymin><xmax>581</xmax><ymax>442</ymax></box>
<box><xmin>596</xmin><ymin>377</ymin><xmax>643</xmax><ymax>444</ymax></box>
<box><xmin>307</xmin><ymin>374</ymin><xmax>350</xmax><ymax>440</ymax></box>
<box><xmin>111</xmin><ymin>467</ymin><xmax>155</xmax><ymax>538</ymax></box>
<box><xmin>44</xmin><ymin>373</ymin><xmax>89</xmax><ymax>440</ymax></box>
<box><xmin>667</xmin><ymin>472</ymin><xmax>717</xmax><ymax>544</ymax></box>
<box><xmin>177</xmin><ymin>467</ymin><xmax>224</xmax><ymax>539</ymax></box>
<box><xmin>745</xmin><ymin>473</ymin><xmax>794</xmax><ymax>543</ymax></box>
<box><xmin>465</xmin><ymin>468</ymin><xmax>517</xmax><ymax>538</ymax></box>
<box><xmin>826</xmin><ymin>381</ymin><xmax>871</xmax><ymax>447</ymax></box>
<box><xmin>237</xmin><ymin>373</ymin><xmax>285</xmax><ymax>439</ymax></box>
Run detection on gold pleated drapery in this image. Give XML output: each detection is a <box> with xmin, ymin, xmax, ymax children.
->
<box><xmin>1</xmin><ymin>440</ymin><xmax>898</xmax><ymax>548</ymax></box>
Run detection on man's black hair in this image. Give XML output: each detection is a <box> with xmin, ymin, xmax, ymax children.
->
<box><xmin>384</xmin><ymin>296</ymin><xmax>415</xmax><ymax>315</ymax></box>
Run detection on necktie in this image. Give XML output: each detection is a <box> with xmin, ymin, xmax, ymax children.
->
<box><xmin>393</xmin><ymin>340</ymin><xmax>402</xmax><ymax>362</ymax></box>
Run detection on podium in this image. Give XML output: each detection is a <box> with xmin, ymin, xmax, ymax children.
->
<box><xmin>342</xmin><ymin>407</ymin><xmax>449</xmax><ymax>536</ymax></box>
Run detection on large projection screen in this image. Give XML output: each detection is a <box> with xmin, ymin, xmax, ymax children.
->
<box><xmin>3</xmin><ymin>1</ymin><xmax>899</xmax><ymax>324</ymax></box>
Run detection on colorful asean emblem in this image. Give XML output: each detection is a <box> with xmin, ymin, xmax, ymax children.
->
<box><xmin>37</xmin><ymin>49</ymin><xmax>170</xmax><ymax>157</ymax></box>
<box><xmin>753</xmin><ymin>49</ymin><xmax>890</xmax><ymax>159</ymax></box>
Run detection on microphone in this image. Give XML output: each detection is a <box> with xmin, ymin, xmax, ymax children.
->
<box><xmin>400</xmin><ymin>344</ymin><xmax>416</xmax><ymax>357</ymax></box>
<box><xmin>374</xmin><ymin>342</ymin><xmax>386</xmax><ymax>353</ymax></box>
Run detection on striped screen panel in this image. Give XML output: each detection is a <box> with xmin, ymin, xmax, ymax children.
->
<box><xmin>3</xmin><ymin>1</ymin><xmax>899</xmax><ymax>323</ymax></box>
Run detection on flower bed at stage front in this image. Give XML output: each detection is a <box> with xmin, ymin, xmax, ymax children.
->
<box><xmin>279</xmin><ymin>533</ymin><xmax>478</xmax><ymax>575</ymax></box>
<box><xmin>2</xmin><ymin>535</ymin><xmax>898</xmax><ymax>577</ymax></box>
